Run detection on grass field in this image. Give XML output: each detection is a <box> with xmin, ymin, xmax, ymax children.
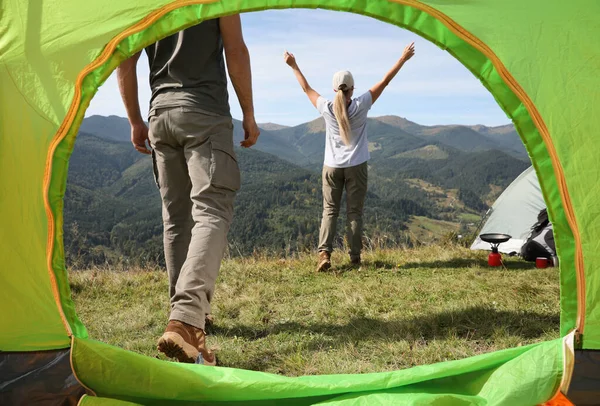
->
<box><xmin>458</xmin><ymin>212</ymin><xmax>482</xmax><ymax>224</ymax></box>
<box><xmin>407</xmin><ymin>216</ymin><xmax>461</xmax><ymax>243</ymax></box>
<box><xmin>70</xmin><ymin>245</ymin><xmax>559</xmax><ymax>376</ymax></box>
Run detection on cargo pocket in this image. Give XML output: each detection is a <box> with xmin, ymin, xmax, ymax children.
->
<box><xmin>151</xmin><ymin>149</ymin><xmax>160</xmax><ymax>189</ymax></box>
<box><xmin>209</xmin><ymin>142</ymin><xmax>241</xmax><ymax>192</ymax></box>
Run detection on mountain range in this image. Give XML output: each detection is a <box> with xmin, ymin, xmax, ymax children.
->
<box><xmin>65</xmin><ymin>114</ymin><xmax>529</xmax><ymax>266</ymax></box>
<box><xmin>81</xmin><ymin>114</ymin><xmax>527</xmax><ymax>166</ymax></box>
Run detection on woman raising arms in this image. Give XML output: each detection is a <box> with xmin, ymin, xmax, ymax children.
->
<box><xmin>284</xmin><ymin>42</ymin><xmax>416</xmax><ymax>271</ymax></box>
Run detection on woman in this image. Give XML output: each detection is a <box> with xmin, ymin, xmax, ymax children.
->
<box><xmin>284</xmin><ymin>42</ymin><xmax>415</xmax><ymax>271</ymax></box>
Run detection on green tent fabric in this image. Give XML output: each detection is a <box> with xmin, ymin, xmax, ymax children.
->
<box><xmin>1</xmin><ymin>0</ymin><xmax>599</xmax><ymax>403</ymax></box>
<box><xmin>71</xmin><ymin>337</ymin><xmax>562</xmax><ymax>405</ymax></box>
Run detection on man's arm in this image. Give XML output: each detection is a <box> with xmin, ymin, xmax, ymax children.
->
<box><xmin>116</xmin><ymin>51</ymin><xmax>150</xmax><ymax>154</ymax></box>
<box><xmin>369</xmin><ymin>42</ymin><xmax>415</xmax><ymax>105</ymax></box>
<box><xmin>220</xmin><ymin>15</ymin><xmax>260</xmax><ymax>148</ymax></box>
<box><xmin>284</xmin><ymin>51</ymin><xmax>320</xmax><ymax>108</ymax></box>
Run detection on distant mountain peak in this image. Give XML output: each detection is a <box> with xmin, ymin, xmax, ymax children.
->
<box><xmin>86</xmin><ymin>114</ymin><xmax>127</xmax><ymax>120</ymax></box>
<box><xmin>470</xmin><ymin>124</ymin><xmax>515</xmax><ymax>135</ymax></box>
<box><xmin>374</xmin><ymin>115</ymin><xmax>419</xmax><ymax>127</ymax></box>
<box><xmin>306</xmin><ymin>117</ymin><xmax>326</xmax><ymax>134</ymax></box>
<box><xmin>372</xmin><ymin>115</ymin><xmax>514</xmax><ymax>136</ymax></box>
<box><xmin>80</xmin><ymin>114</ymin><xmax>133</xmax><ymax>143</ymax></box>
<box><xmin>258</xmin><ymin>122</ymin><xmax>290</xmax><ymax>131</ymax></box>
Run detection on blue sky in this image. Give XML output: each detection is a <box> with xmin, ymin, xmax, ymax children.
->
<box><xmin>87</xmin><ymin>9</ymin><xmax>510</xmax><ymax>127</ymax></box>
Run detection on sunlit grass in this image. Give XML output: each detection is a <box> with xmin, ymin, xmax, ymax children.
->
<box><xmin>70</xmin><ymin>245</ymin><xmax>559</xmax><ymax>376</ymax></box>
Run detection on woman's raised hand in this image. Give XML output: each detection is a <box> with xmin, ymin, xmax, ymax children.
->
<box><xmin>284</xmin><ymin>50</ymin><xmax>298</xmax><ymax>68</ymax></box>
<box><xmin>401</xmin><ymin>42</ymin><xmax>415</xmax><ymax>62</ymax></box>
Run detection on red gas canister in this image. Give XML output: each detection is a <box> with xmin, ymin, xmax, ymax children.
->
<box><xmin>488</xmin><ymin>252</ymin><xmax>502</xmax><ymax>267</ymax></box>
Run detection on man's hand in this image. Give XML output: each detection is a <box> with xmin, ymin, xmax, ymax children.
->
<box><xmin>284</xmin><ymin>51</ymin><xmax>297</xmax><ymax>69</ymax></box>
<box><xmin>131</xmin><ymin>122</ymin><xmax>151</xmax><ymax>154</ymax></box>
<box><xmin>240</xmin><ymin>115</ymin><xmax>260</xmax><ymax>148</ymax></box>
<box><xmin>401</xmin><ymin>42</ymin><xmax>416</xmax><ymax>62</ymax></box>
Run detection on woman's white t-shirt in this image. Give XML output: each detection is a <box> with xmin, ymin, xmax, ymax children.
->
<box><xmin>316</xmin><ymin>91</ymin><xmax>373</xmax><ymax>168</ymax></box>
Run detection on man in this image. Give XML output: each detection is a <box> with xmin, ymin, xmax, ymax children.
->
<box><xmin>117</xmin><ymin>15</ymin><xmax>259</xmax><ymax>365</ymax></box>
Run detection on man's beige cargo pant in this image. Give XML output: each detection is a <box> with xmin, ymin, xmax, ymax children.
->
<box><xmin>149</xmin><ymin>106</ymin><xmax>239</xmax><ymax>331</ymax></box>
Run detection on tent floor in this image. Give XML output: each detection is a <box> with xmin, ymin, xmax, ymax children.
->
<box><xmin>567</xmin><ymin>349</ymin><xmax>600</xmax><ymax>405</ymax></box>
<box><xmin>0</xmin><ymin>347</ymin><xmax>86</xmax><ymax>405</ymax></box>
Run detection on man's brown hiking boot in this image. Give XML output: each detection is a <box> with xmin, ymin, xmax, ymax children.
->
<box><xmin>317</xmin><ymin>251</ymin><xmax>331</xmax><ymax>272</ymax></box>
<box><xmin>157</xmin><ymin>320</ymin><xmax>216</xmax><ymax>365</ymax></box>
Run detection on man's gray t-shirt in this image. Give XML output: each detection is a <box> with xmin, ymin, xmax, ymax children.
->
<box><xmin>145</xmin><ymin>19</ymin><xmax>230</xmax><ymax>117</ymax></box>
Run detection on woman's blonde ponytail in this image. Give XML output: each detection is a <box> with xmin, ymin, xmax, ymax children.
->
<box><xmin>333</xmin><ymin>85</ymin><xmax>352</xmax><ymax>146</ymax></box>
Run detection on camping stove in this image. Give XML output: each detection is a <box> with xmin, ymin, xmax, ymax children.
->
<box><xmin>479</xmin><ymin>233</ymin><xmax>512</xmax><ymax>267</ymax></box>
